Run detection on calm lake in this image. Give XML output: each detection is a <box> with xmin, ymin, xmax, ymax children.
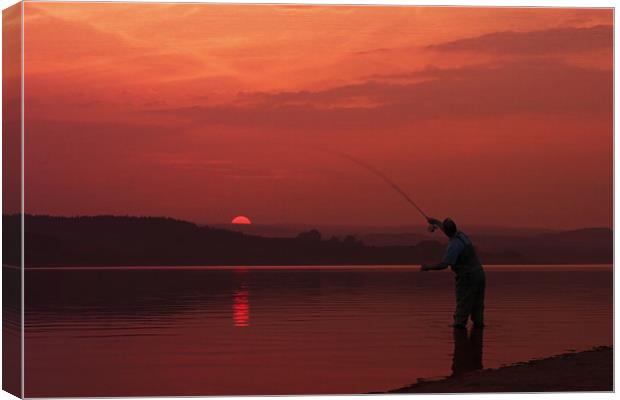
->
<box><xmin>23</xmin><ymin>265</ymin><xmax>612</xmax><ymax>397</ymax></box>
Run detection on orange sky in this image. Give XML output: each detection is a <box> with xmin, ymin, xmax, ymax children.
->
<box><xmin>22</xmin><ymin>3</ymin><xmax>613</xmax><ymax>229</ymax></box>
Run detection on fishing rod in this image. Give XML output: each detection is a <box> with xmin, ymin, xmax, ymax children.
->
<box><xmin>331</xmin><ymin>151</ymin><xmax>434</xmax><ymax>228</ymax></box>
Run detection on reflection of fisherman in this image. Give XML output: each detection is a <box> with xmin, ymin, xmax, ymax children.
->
<box><xmin>420</xmin><ymin>218</ymin><xmax>485</xmax><ymax>329</ymax></box>
<box><xmin>451</xmin><ymin>327</ymin><xmax>484</xmax><ymax>376</ymax></box>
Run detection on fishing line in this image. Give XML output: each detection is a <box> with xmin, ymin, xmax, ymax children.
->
<box><xmin>329</xmin><ymin>151</ymin><xmax>430</xmax><ymax>222</ymax></box>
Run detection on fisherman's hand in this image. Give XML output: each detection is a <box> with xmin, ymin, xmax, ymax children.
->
<box><xmin>427</xmin><ymin>217</ymin><xmax>441</xmax><ymax>226</ymax></box>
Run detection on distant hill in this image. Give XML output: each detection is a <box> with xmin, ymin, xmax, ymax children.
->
<box><xmin>214</xmin><ymin>223</ymin><xmax>556</xmax><ymax>239</ymax></box>
<box><xmin>361</xmin><ymin>233</ymin><xmax>431</xmax><ymax>247</ymax></box>
<box><xmin>3</xmin><ymin>215</ymin><xmax>612</xmax><ymax>267</ymax></box>
<box><xmin>9</xmin><ymin>215</ymin><xmax>444</xmax><ymax>267</ymax></box>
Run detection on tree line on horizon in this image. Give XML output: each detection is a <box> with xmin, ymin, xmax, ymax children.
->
<box><xmin>2</xmin><ymin>214</ymin><xmax>612</xmax><ymax>267</ymax></box>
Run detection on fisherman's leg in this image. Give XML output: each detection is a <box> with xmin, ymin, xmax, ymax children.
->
<box><xmin>453</xmin><ymin>273</ymin><xmax>475</xmax><ymax>328</ymax></box>
<box><xmin>470</xmin><ymin>325</ymin><xmax>484</xmax><ymax>370</ymax></box>
<box><xmin>471</xmin><ymin>270</ymin><xmax>486</xmax><ymax>327</ymax></box>
<box><xmin>451</xmin><ymin>327</ymin><xmax>470</xmax><ymax>376</ymax></box>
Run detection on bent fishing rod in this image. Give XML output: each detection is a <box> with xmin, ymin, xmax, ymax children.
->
<box><xmin>327</xmin><ymin>151</ymin><xmax>438</xmax><ymax>232</ymax></box>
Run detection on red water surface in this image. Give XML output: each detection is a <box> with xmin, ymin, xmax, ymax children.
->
<box><xmin>24</xmin><ymin>265</ymin><xmax>612</xmax><ymax>396</ymax></box>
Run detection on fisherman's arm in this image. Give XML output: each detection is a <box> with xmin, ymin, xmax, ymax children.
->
<box><xmin>420</xmin><ymin>262</ymin><xmax>450</xmax><ymax>271</ymax></box>
<box><xmin>420</xmin><ymin>237</ymin><xmax>461</xmax><ymax>272</ymax></box>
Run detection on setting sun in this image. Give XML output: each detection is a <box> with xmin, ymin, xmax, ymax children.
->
<box><xmin>231</xmin><ymin>216</ymin><xmax>252</xmax><ymax>225</ymax></box>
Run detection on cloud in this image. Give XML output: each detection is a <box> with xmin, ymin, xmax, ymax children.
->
<box><xmin>152</xmin><ymin>59</ymin><xmax>612</xmax><ymax>132</ymax></box>
<box><xmin>24</xmin><ymin>5</ymin><xmax>206</xmax><ymax>83</ymax></box>
<box><xmin>428</xmin><ymin>25</ymin><xmax>613</xmax><ymax>54</ymax></box>
<box><xmin>354</xmin><ymin>47</ymin><xmax>393</xmax><ymax>56</ymax></box>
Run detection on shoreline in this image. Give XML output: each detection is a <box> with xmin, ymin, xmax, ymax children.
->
<box><xmin>16</xmin><ymin>264</ymin><xmax>614</xmax><ymax>270</ymax></box>
<box><xmin>387</xmin><ymin>346</ymin><xmax>613</xmax><ymax>393</ymax></box>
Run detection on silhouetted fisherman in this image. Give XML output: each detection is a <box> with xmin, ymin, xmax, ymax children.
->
<box><xmin>420</xmin><ymin>218</ymin><xmax>485</xmax><ymax>329</ymax></box>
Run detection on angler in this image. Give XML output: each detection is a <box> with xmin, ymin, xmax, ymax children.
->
<box><xmin>421</xmin><ymin>218</ymin><xmax>486</xmax><ymax>329</ymax></box>
<box><xmin>334</xmin><ymin>151</ymin><xmax>486</xmax><ymax>328</ymax></box>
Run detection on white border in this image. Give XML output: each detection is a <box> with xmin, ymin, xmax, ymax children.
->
<box><xmin>0</xmin><ymin>1</ymin><xmax>616</xmax><ymax>400</ymax></box>
<box><xmin>5</xmin><ymin>0</ymin><xmax>618</xmax><ymax>6</ymax></box>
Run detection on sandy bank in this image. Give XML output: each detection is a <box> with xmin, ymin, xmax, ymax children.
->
<box><xmin>388</xmin><ymin>346</ymin><xmax>612</xmax><ymax>393</ymax></box>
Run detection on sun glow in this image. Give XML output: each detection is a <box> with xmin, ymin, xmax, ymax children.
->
<box><xmin>232</xmin><ymin>216</ymin><xmax>252</xmax><ymax>225</ymax></box>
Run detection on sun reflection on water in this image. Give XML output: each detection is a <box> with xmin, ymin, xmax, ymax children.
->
<box><xmin>233</xmin><ymin>288</ymin><xmax>250</xmax><ymax>327</ymax></box>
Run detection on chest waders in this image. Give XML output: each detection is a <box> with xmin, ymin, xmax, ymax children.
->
<box><xmin>452</xmin><ymin>234</ymin><xmax>486</xmax><ymax>328</ymax></box>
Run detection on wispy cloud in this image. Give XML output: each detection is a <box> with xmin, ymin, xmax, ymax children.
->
<box><xmin>151</xmin><ymin>59</ymin><xmax>612</xmax><ymax>133</ymax></box>
<box><xmin>428</xmin><ymin>25</ymin><xmax>613</xmax><ymax>54</ymax></box>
